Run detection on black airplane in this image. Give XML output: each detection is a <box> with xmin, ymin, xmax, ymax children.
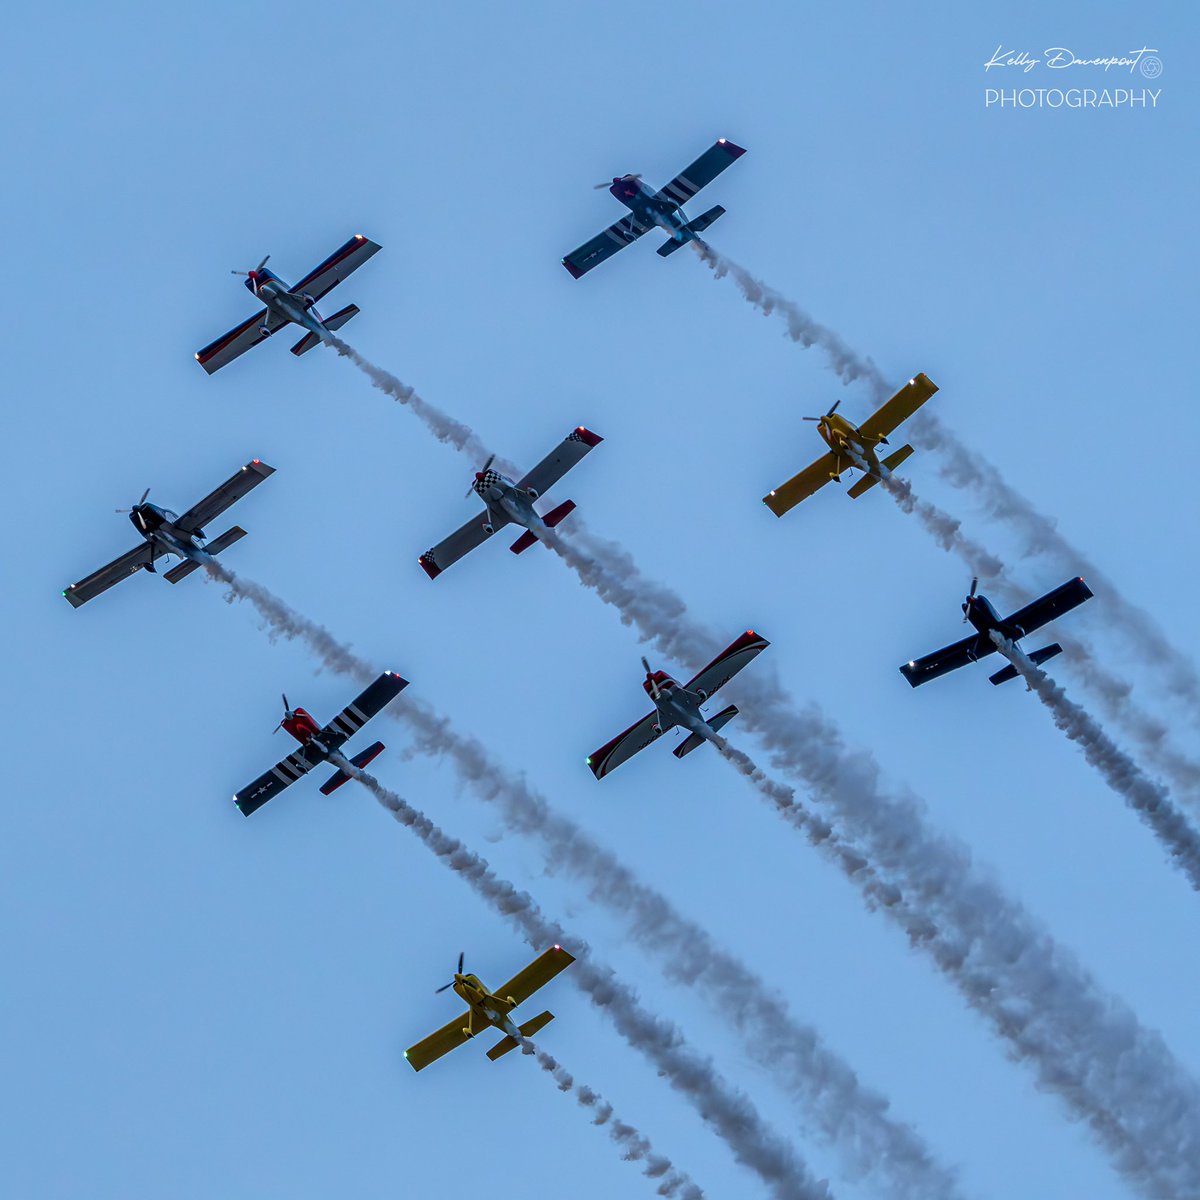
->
<box><xmin>901</xmin><ymin>576</ymin><xmax>1094</xmax><ymax>688</ymax></box>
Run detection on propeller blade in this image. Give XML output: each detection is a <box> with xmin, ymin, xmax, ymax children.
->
<box><xmin>641</xmin><ymin>657</ymin><xmax>652</xmax><ymax>675</ymax></box>
<box><xmin>801</xmin><ymin>416</ymin><xmax>821</xmax><ymax>422</ymax></box>
<box><xmin>593</xmin><ymin>181</ymin><xmax>611</xmax><ymax>189</ymax></box>
<box><xmin>434</xmin><ymin>981</ymin><xmax>454</xmax><ymax>994</ymax></box>
<box><xmin>457</xmin><ymin>951</ymin><xmax>464</xmax><ymax>974</ymax></box>
<box><xmin>257</xmin><ymin>254</ymin><xmax>270</xmax><ymax>271</ymax></box>
<box><xmin>282</xmin><ymin>693</ymin><xmax>290</xmax><ymax>712</ymax></box>
<box><xmin>231</xmin><ymin>270</ymin><xmax>247</xmax><ymax>276</ymax></box>
<box><xmin>826</xmin><ymin>399</ymin><xmax>841</xmax><ymax>417</ymax></box>
<box><xmin>969</xmin><ymin>577</ymin><xmax>979</xmax><ymax>599</ymax></box>
<box><xmin>139</xmin><ymin>487</ymin><xmax>151</xmax><ymax>505</ymax></box>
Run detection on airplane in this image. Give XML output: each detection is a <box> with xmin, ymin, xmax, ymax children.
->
<box><xmin>63</xmin><ymin>459</ymin><xmax>275</xmax><ymax>608</ymax></box>
<box><xmin>763</xmin><ymin>373</ymin><xmax>940</xmax><ymax>516</ymax></box>
<box><xmin>418</xmin><ymin>427</ymin><xmax>603</xmax><ymax>579</ymax></box>
<box><xmin>233</xmin><ymin>672</ymin><xmax>409</xmax><ymax>816</ymax></box>
<box><xmin>195</xmin><ymin>233</ymin><xmax>381</xmax><ymax>374</ymax></box>
<box><xmin>404</xmin><ymin>946</ymin><xmax>576</xmax><ymax>1072</ymax></box>
<box><xmin>562</xmin><ymin>137</ymin><xmax>746</xmax><ymax>279</ymax></box>
<box><xmin>587</xmin><ymin>631</ymin><xmax>770</xmax><ymax>779</ymax></box>
<box><xmin>900</xmin><ymin>576</ymin><xmax>1094</xmax><ymax>688</ymax></box>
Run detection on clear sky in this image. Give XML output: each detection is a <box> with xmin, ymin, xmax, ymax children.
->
<box><xmin>3</xmin><ymin>2</ymin><xmax>1197</xmax><ymax>1198</ymax></box>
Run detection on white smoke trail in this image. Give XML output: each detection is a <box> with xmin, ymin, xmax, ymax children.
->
<box><xmin>880</xmin><ymin>475</ymin><xmax>1200</xmax><ymax>805</ymax></box>
<box><xmin>323</xmin><ymin>334</ymin><xmax>519</xmax><ymax>475</ymax></box>
<box><xmin>541</xmin><ymin>521</ymin><xmax>1200</xmax><ymax>1196</ymax></box>
<box><xmin>342</xmin><ymin>764</ymin><xmax>831</xmax><ymax>1200</ymax></box>
<box><xmin>690</xmin><ymin>243</ymin><xmax>888</xmax><ymax>393</ymax></box>
<box><xmin>525</xmin><ymin>1042</ymin><xmax>704</xmax><ymax>1198</ymax></box>
<box><xmin>995</xmin><ymin>650</ymin><xmax>1200</xmax><ymax>891</ymax></box>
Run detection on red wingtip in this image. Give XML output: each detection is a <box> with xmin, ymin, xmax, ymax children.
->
<box><xmin>418</xmin><ymin>553</ymin><xmax>442</xmax><ymax>580</ymax></box>
<box><xmin>574</xmin><ymin>426</ymin><xmax>603</xmax><ymax>447</ymax></box>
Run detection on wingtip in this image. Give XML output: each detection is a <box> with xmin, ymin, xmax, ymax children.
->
<box><xmin>562</xmin><ymin>259</ymin><xmax>584</xmax><ymax>280</ymax></box>
<box><xmin>418</xmin><ymin>553</ymin><xmax>441</xmax><ymax>580</ymax></box>
<box><xmin>573</xmin><ymin>426</ymin><xmax>603</xmax><ymax>447</ymax></box>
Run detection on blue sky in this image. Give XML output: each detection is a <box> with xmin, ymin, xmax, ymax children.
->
<box><xmin>3</xmin><ymin>2</ymin><xmax>1197</xmax><ymax>1197</ymax></box>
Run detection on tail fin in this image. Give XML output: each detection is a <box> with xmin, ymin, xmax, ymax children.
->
<box><xmin>656</xmin><ymin>205</ymin><xmax>726</xmax><ymax>257</ymax></box>
<box><xmin>847</xmin><ymin>446</ymin><xmax>915</xmax><ymax>499</ymax></box>
<box><xmin>487</xmin><ymin>1011</ymin><xmax>555</xmax><ymax>1062</ymax></box>
<box><xmin>291</xmin><ymin>304</ymin><xmax>360</xmax><ymax>356</ymax></box>
<box><xmin>164</xmin><ymin>527</ymin><xmax>247</xmax><ymax>584</ymax></box>
<box><xmin>672</xmin><ymin>706</ymin><xmax>739</xmax><ymax>759</ymax></box>
<box><xmin>319</xmin><ymin>740</ymin><xmax>386</xmax><ymax>795</ymax></box>
<box><xmin>989</xmin><ymin>644</ymin><xmax>1063</xmax><ymax>686</ymax></box>
<box><xmin>510</xmin><ymin>501</ymin><xmax>577</xmax><ymax>555</ymax></box>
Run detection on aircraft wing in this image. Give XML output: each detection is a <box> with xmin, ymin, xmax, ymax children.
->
<box><xmin>686</xmin><ymin>631</ymin><xmax>770</xmax><ymax>698</ymax></box>
<box><xmin>195</xmin><ymin>308</ymin><xmax>288</xmax><ymax>375</ymax></box>
<box><xmin>517</xmin><ymin>428</ymin><xmax>603</xmax><ymax>496</ymax></box>
<box><xmin>318</xmin><ymin>671</ymin><xmax>409</xmax><ymax>747</ymax></box>
<box><xmin>289</xmin><ymin>234</ymin><xmax>381</xmax><ymax>304</ymax></box>
<box><xmin>234</xmin><ymin>742</ymin><xmax>328</xmax><ymax>817</ymax></box>
<box><xmin>1004</xmin><ymin>578</ymin><xmax>1094</xmax><ymax>637</ymax></box>
<box><xmin>763</xmin><ymin>451</ymin><xmax>849</xmax><ymax>516</ymax></box>
<box><xmin>175</xmin><ymin>460</ymin><xmax>276</xmax><ymax>535</ymax></box>
<box><xmin>419</xmin><ymin>510</ymin><xmax>512</xmax><ymax>579</ymax></box>
<box><xmin>900</xmin><ymin>633</ymin><xmax>993</xmax><ymax>688</ymax></box>
<box><xmin>587</xmin><ymin>710</ymin><xmax>669</xmax><ymax>779</ymax></box>
<box><xmin>63</xmin><ymin>543</ymin><xmax>156</xmax><ymax>608</ymax></box>
<box><xmin>493</xmin><ymin>946</ymin><xmax>576</xmax><ymax>1007</ymax></box>
<box><xmin>562</xmin><ymin>214</ymin><xmax>652</xmax><ymax>279</ymax></box>
<box><xmin>655</xmin><ymin>138</ymin><xmax>746</xmax><ymax>209</ymax></box>
<box><xmin>404</xmin><ymin>1012</ymin><xmax>473</xmax><ymax>1072</ymax></box>
<box><xmin>858</xmin><ymin>373</ymin><xmax>939</xmax><ymax>443</ymax></box>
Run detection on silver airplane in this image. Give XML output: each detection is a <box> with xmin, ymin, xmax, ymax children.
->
<box><xmin>418</xmin><ymin>427</ymin><xmax>603</xmax><ymax>578</ymax></box>
<box><xmin>195</xmin><ymin>234</ymin><xmax>381</xmax><ymax>374</ymax></box>
<box><xmin>587</xmin><ymin>632</ymin><xmax>770</xmax><ymax>778</ymax></box>
<box><xmin>63</xmin><ymin>459</ymin><xmax>275</xmax><ymax>607</ymax></box>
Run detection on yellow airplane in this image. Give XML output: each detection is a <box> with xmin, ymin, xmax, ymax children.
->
<box><xmin>404</xmin><ymin>945</ymin><xmax>575</xmax><ymax>1072</ymax></box>
<box><xmin>763</xmin><ymin>372</ymin><xmax>939</xmax><ymax>516</ymax></box>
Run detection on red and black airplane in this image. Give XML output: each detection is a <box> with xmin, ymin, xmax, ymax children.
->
<box><xmin>234</xmin><ymin>672</ymin><xmax>408</xmax><ymax>816</ymax></box>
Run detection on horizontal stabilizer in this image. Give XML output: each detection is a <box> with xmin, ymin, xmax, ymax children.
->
<box><xmin>487</xmin><ymin>1011</ymin><xmax>555</xmax><ymax>1062</ymax></box>
<box><xmin>847</xmin><ymin>446</ymin><xmax>914</xmax><ymax>499</ymax></box>
<box><xmin>205</xmin><ymin>526</ymin><xmax>248</xmax><ymax>556</ymax></box>
<box><xmin>291</xmin><ymin>304</ymin><xmax>360</xmax><ymax>356</ymax></box>
<box><xmin>163</xmin><ymin>559</ymin><xmax>201</xmax><ymax>585</ymax></box>
<box><xmin>989</xmin><ymin>644</ymin><xmax>1063</xmax><ymax>686</ymax></box>
<box><xmin>510</xmin><ymin>529</ymin><xmax>538</xmax><ymax>555</ymax></box>
<box><xmin>318</xmin><ymin>740</ymin><xmax>386</xmax><ymax>795</ymax></box>
<box><xmin>656</xmin><ymin>205</ymin><xmax>725</xmax><ymax>257</ymax></box>
<box><xmin>672</xmin><ymin>704</ymin><xmax>739</xmax><ymax>759</ymax></box>
<box><xmin>543</xmin><ymin>499</ymin><xmax>576</xmax><ymax>528</ymax></box>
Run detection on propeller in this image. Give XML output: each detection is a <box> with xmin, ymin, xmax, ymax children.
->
<box><xmin>231</xmin><ymin>254</ymin><xmax>270</xmax><ymax>277</ymax></box>
<box><xmin>114</xmin><ymin>486</ymin><xmax>151</xmax><ymax>514</ymax></box>
<box><xmin>962</xmin><ymin>577</ymin><xmax>979</xmax><ymax>622</ymax></box>
<box><xmin>272</xmin><ymin>693</ymin><xmax>295</xmax><ymax>734</ymax></box>
<box><xmin>466</xmin><ymin>454</ymin><xmax>495</xmax><ymax>498</ymax></box>
<box><xmin>594</xmin><ymin>173</ymin><xmax>641</xmax><ymax>189</ymax></box>
<box><xmin>435</xmin><ymin>951</ymin><xmax>465</xmax><ymax>993</ymax></box>
<box><xmin>642</xmin><ymin>656</ymin><xmax>662</xmax><ymax>702</ymax></box>
<box><xmin>802</xmin><ymin>399</ymin><xmax>841</xmax><ymax>422</ymax></box>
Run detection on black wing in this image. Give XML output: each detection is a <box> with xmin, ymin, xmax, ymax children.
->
<box><xmin>655</xmin><ymin>138</ymin><xmax>746</xmax><ymax>209</ymax></box>
<box><xmin>900</xmin><ymin>633</ymin><xmax>994</xmax><ymax>688</ymax></box>
<box><xmin>318</xmin><ymin>672</ymin><xmax>409</xmax><ymax>749</ymax></box>
<box><xmin>234</xmin><ymin>742</ymin><xmax>328</xmax><ymax>817</ymax></box>
<box><xmin>1004</xmin><ymin>578</ymin><xmax>1094</xmax><ymax>638</ymax></box>
<box><xmin>562</xmin><ymin>215</ymin><xmax>652</xmax><ymax>279</ymax></box>
<box><xmin>175</xmin><ymin>460</ymin><xmax>275</xmax><ymax>535</ymax></box>
<box><xmin>63</xmin><ymin>543</ymin><xmax>156</xmax><ymax>608</ymax></box>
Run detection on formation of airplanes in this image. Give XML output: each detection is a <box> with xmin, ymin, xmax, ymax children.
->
<box><xmin>63</xmin><ymin>136</ymin><xmax>1105</xmax><ymax>1072</ymax></box>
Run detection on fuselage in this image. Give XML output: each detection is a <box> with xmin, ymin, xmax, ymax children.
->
<box><xmin>472</xmin><ymin>469</ymin><xmax>541</xmax><ymax>533</ymax></box>
<box><xmin>281</xmin><ymin>707</ymin><xmax>324</xmax><ymax>746</ymax></box>
<box><xmin>609</xmin><ymin>176</ymin><xmax>689</xmax><ymax>239</ymax></box>
<box><xmin>817</xmin><ymin>413</ymin><xmax>884</xmax><ymax>475</ymax></box>
<box><xmin>643</xmin><ymin>671</ymin><xmax>711</xmax><ymax>738</ymax></box>
<box><xmin>128</xmin><ymin>502</ymin><xmax>208</xmax><ymax>565</ymax></box>
<box><xmin>244</xmin><ymin>267</ymin><xmax>326</xmax><ymax>336</ymax></box>
<box><xmin>451</xmin><ymin>973</ymin><xmax>521</xmax><ymax>1039</ymax></box>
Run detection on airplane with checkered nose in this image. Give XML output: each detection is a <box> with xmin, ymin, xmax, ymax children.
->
<box><xmin>587</xmin><ymin>632</ymin><xmax>770</xmax><ymax>779</ymax></box>
<box><xmin>418</xmin><ymin>427</ymin><xmax>603</xmax><ymax>578</ymax></box>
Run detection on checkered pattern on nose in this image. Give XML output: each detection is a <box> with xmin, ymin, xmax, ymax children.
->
<box><xmin>474</xmin><ymin>470</ymin><xmax>504</xmax><ymax>495</ymax></box>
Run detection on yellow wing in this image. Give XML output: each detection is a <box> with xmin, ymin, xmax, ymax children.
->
<box><xmin>857</xmin><ymin>373</ymin><xmax>938</xmax><ymax>443</ymax></box>
<box><xmin>763</xmin><ymin>451</ymin><xmax>848</xmax><ymax>517</ymax></box>
<box><xmin>492</xmin><ymin>946</ymin><xmax>575</xmax><ymax>1007</ymax></box>
<box><xmin>404</xmin><ymin>1011</ymin><xmax>473</xmax><ymax>1072</ymax></box>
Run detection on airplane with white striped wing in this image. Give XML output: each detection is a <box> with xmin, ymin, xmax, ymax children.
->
<box><xmin>233</xmin><ymin>673</ymin><xmax>408</xmax><ymax>816</ymax></box>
